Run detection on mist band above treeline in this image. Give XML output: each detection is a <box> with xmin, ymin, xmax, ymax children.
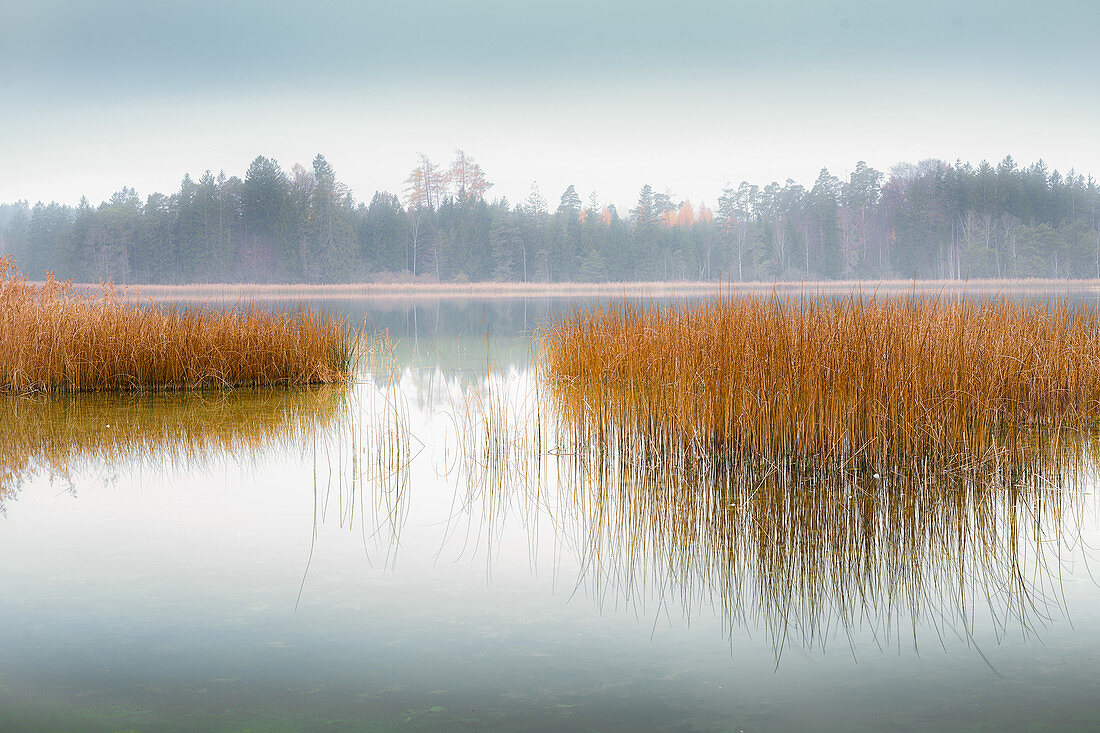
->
<box><xmin>0</xmin><ymin>152</ymin><xmax>1095</xmax><ymax>284</ymax></box>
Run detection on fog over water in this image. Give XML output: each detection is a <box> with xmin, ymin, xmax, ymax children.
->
<box><xmin>5</xmin><ymin>2</ymin><xmax>1100</xmax><ymax>728</ymax></box>
<box><xmin>3</xmin><ymin>2</ymin><xmax>1099</xmax><ymax>209</ymax></box>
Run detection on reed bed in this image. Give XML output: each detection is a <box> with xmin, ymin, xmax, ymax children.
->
<box><xmin>0</xmin><ymin>341</ymin><xmax>414</xmax><ymax>548</ymax></box>
<box><xmin>541</xmin><ymin>294</ymin><xmax>1100</xmax><ymax>466</ymax></box>
<box><xmin>536</xmin><ymin>293</ymin><xmax>1100</xmax><ymax>652</ymax></box>
<box><xmin>438</xmin><ymin>360</ymin><xmax>1092</xmax><ymax>653</ymax></box>
<box><xmin>0</xmin><ymin>256</ymin><xmax>355</xmax><ymax>393</ymax></box>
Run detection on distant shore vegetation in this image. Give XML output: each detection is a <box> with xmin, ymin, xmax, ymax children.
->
<box><xmin>1</xmin><ymin>151</ymin><xmax>1098</xmax><ymax>285</ymax></box>
<box><xmin>0</xmin><ymin>256</ymin><xmax>354</xmax><ymax>393</ymax></box>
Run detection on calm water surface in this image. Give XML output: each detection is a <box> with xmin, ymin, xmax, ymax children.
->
<box><xmin>3</xmin><ymin>295</ymin><xmax>1100</xmax><ymax>731</ymax></box>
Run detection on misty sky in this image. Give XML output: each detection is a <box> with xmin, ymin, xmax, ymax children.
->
<box><xmin>3</xmin><ymin>0</ymin><xmax>1099</xmax><ymax>211</ymax></box>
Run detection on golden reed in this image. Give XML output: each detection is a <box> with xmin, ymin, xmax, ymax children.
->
<box><xmin>0</xmin><ymin>256</ymin><xmax>355</xmax><ymax>393</ymax></box>
<box><xmin>541</xmin><ymin>293</ymin><xmax>1100</xmax><ymax>466</ymax></box>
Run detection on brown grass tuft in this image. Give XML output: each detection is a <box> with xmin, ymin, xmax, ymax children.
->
<box><xmin>0</xmin><ymin>256</ymin><xmax>356</xmax><ymax>393</ymax></box>
<box><xmin>541</xmin><ymin>293</ymin><xmax>1100</xmax><ymax>466</ymax></box>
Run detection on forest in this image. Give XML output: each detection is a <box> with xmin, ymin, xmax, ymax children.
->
<box><xmin>1</xmin><ymin>151</ymin><xmax>1097</xmax><ymax>283</ymax></box>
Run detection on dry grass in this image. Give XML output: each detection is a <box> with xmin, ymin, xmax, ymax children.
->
<box><xmin>0</xmin><ymin>257</ymin><xmax>356</xmax><ymax>393</ymax></box>
<box><xmin>519</xmin><ymin>292</ymin><xmax>1100</xmax><ymax>653</ymax></box>
<box><xmin>541</xmin><ymin>294</ymin><xmax>1100</xmax><ymax>466</ymax></box>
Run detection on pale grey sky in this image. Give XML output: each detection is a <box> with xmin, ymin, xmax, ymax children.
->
<box><xmin>2</xmin><ymin>1</ymin><xmax>1098</xmax><ymax>210</ymax></box>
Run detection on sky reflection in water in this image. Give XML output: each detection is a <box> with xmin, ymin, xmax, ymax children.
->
<box><xmin>2</xmin><ymin>297</ymin><xmax>1100</xmax><ymax>731</ymax></box>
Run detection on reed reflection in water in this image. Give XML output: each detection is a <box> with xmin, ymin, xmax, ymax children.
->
<box><xmin>444</xmin><ymin>365</ymin><xmax>1097</xmax><ymax>662</ymax></box>
<box><xmin>557</xmin><ymin>435</ymin><xmax>1096</xmax><ymax>660</ymax></box>
<box><xmin>4</xmin><ymin>354</ymin><xmax>1096</xmax><ymax>668</ymax></box>
<box><xmin>305</xmin><ymin>358</ymin><xmax>416</xmax><ymax>571</ymax></box>
<box><xmin>0</xmin><ymin>330</ymin><xmax>420</xmax><ymax>520</ymax></box>
<box><xmin>0</xmin><ymin>386</ymin><xmax>353</xmax><ymax>509</ymax></box>
<box><xmin>306</xmin><ymin>360</ymin><xmax>1100</xmax><ymax>662</ymax></box>
<box><xmin>530</xmin><ymin>294</ymin><xmax>1100</xmax><ymax>659</ymax></box>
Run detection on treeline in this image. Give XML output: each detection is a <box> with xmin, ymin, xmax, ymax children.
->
<box><xmin>1</xmin><ymin>152</ymin><xmax>1098</xmax><ymax>283</ymax></box>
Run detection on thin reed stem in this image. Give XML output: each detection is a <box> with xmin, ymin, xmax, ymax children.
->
<box><xmin>0</xmin><ymin>257</ymin><xmax>357</xmax><ymax>393</ymax></box>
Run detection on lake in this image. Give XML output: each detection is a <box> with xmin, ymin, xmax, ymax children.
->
<box><xmin>3</xmin><ymin>294</ymin><xmax>1100</xmax><ymax>732</ymax></box>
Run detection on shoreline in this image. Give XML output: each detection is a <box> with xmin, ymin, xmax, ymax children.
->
<box><xmin>68</xmin><ymin>277</ymin><xmax>1100</xmax><ymax>302</ymax></box>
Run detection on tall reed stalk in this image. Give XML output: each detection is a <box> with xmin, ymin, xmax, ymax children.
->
<box><xmin>0</xmin><ymin>256</ymin><xmax>355</xmax><ymax>393</ymax></box>
<box><xmin>541</xmin><ymin>294</ymin><xmax>1100</xmax><ymax>466</ymax></box>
